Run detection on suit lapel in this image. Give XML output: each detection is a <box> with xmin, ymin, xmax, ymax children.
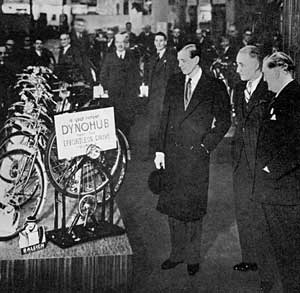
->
<box><xmin>244</xmin><ymin>79</ymin><xmax>269</xmax><ymax>119</ymax></box>
<box><xmin>180</xmin><ymin>73</ymin><xmax>208</xmax><ymax>123</ymax></box>
<box><xmin>248</xmin><ymin>79</ymin><xmax>265</xmax><ymax>107</ymax></box>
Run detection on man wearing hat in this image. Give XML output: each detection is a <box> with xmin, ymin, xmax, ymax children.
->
<box><xmin>154</xmin><ymin>43</ymin><xmax>231</xmax><ymax>275</ymax></box>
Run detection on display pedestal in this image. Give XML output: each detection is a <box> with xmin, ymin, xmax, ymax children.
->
<box><xmin>0</xmin><ymin>195</ymin><xmax>133</xmax><ymax>292</ymax></box>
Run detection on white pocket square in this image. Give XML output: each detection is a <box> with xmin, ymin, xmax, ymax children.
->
<box><xmin>270</xmin><ymin>114</ymin><xmax>277</xmax><ymax>120</ymax></box>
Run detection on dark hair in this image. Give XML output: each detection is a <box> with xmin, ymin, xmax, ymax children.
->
<box><xmin>182</xmin><ymin>42</ymin><xmax>201</xmax><ymax>60</ymax></box>
<box><xmin>34</xmin><ymin>36</ymin><xmax>44</xmax><ymax>43</ymax></box>
<box><xmin>265</xmin><ymin>51</ymin><xmax>295</xmax><ymax>72</ymax></box>
<box><xmin>239</xmin><ymin>45</ymin><xmax>263</xmax><ymax>69</ymax></box>
<box><xmin>155</xmin><ymin>32</ymin><xmax>167</xmax><ymax>41</ymax></box>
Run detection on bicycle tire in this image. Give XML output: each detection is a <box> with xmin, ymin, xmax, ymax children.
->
<box><xmin>0</xmin><ymin>130</ymin><xmax>47</xmax><ymax>158</ymax></box>
<box><xmin>0</xmin><ymin>148</ymin><xmax>46</xmax><ymax>240</ymax></box>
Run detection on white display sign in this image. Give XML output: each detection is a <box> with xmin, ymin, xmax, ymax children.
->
<box><xmin>54</xmin><ymin>107</ymin><xmax>117</xmax><ymax>160</ymax></box>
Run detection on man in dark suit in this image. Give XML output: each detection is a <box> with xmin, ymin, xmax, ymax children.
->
<box><xmin>237</xmin><ymin>29</ymin><xmax>256</xmax><ymax>51</ymax></box>
<box><xmin>54</xmin><ymin>33</ymin><xmax>85</xmax><ymax>84</ymax></box>
<box><xmin>254</xmin><ymin>52</ymin><xmax>300</xmax><ymax>292</ymax></box>
<box><xmin>25</xmin><ymin>37</ymin><xmax>56</xmax><ymax>70</ymax></box>
<box><xmin>154</xmin><ymin>43</ymin><xmax>231</xmax><ymax>275</ymax></box>
<box><xmin>145</xmin><ymin>32</ymin><xmax>179</xmax><ymax>156</ymax></box>
<box><xmin>99</xmin><ymin>33</ymin><xmax>141</xmax><ymax>137</ymax></box>
<box><xmin>217</xmin><ymin>35</ymin><xmax>239</xmax><ymax>91</ymax></box>
<box><xmin>124</xmin><ymin>22</ymin><xmax>137</xmax><ymax>48</ymax></box>
<box><xmin>104</xmin><ymin>29</ymin><xmax>116</xmax><ymax>54</ymax></box>
<box><xmin>167</xmin><ymin>28</ymin><xmax>185</xmax><ymax>52</ymax></box>
<box><xmin>232</xmin><ymin>46</ymin><xmax>273</xmax><ymax>274</ymax></box>
<box><xmin>219</xmin><ymin>35</ymin><xmax>237</xmax><ymax>63</ymax></box>
<box><xmin>194</xmin><ymin>28</ymin><xmax>218</xmax><ymax>75</ymax></box>
<box><xmin>138</xmin><ymin>24</ymin><xmax>155</xmax><ymax>57</ymax></box>
<box><xmin>70</xmin><ymin>18</ymin><xmax>91</xmax><ymax>55</ymax></box>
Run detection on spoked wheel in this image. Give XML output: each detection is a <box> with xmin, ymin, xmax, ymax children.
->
<box><xmin>0</xmin><ymin>131</ymin><xmax>35</xmax><ymax>156</ymax></box>
<box><xmin>0</xmin><ymin>131</ymin><xmax>47</xmax><ymax>158</ymax></box>
<box><xmin>45</xmin><ymin>130</ymin><xmax>127</xmax><ymax>200</ymax></box>
<box><xmin>0</xmin><ymin>148</ymin><xmax>46</xmax><ymax>240</ymax></box>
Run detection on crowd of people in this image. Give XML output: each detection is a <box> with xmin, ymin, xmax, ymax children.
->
<box><xmin>0</xmin><ymin>18</ymin><xmax>298</xmax><ymax>292</ymax></box>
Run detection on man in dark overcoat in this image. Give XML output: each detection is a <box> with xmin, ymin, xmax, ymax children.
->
<box><xmin>145</xmin><ymin>32</ymin><xmax>179</xmax><ymax>155</ymax></box>
<box><xmin>99</xmin><ymin>33</ymin><xmax>141</xmax><ymax>137</ymax></box>
<box><xmin>232</xmin><ymin>46</ymin><xmax>273</xmax><ymax>273</ymax></box>
<box><xmin>154</xmin><ymin>43</ymin><xmax>231</xmax><ymax>275</ymax></box>
<box><xmin>253</xmin><ymin>52</ymin><xmax>300</xmax><ymax>292</ymax></box>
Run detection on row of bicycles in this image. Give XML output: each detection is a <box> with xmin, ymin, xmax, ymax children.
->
<box><xmin>0</xmin><ymin>66</ymin><xmax>130</xmax><ymax>241</ymax></box>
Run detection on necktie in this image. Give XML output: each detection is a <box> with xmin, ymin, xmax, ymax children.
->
<box><xmin>156</xmin><ymin>52</ymin><xmax>160</xmax><ymax>62</ymax></box>
<box><xmin>154</xmin><ymin>53</ymin><xmax>160</xmax><ymax>68</ymax></box>
<box><xmin>184</xmin><ymin>78</ymin><xmax>192</xmax><ymax>110</ymax></box>
<box><xmin>244</xmin><ymin>81</ymin><xmax>252</xmax><ymax>103</ymax></box>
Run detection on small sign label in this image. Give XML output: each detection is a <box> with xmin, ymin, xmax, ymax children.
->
<box><xmin>19</xmin><ymin>224</ymin><xmax>47</xmax><ymax>255</ymax></box>
<box><xmin>21</xmin><ymin>242</ymin><xmax>46</xmax><ymax>255</ymax></box>
<box><xmin>54</xmin><ymin>107</ymin><xmax>117</xmax><ymax>159</ymax></box>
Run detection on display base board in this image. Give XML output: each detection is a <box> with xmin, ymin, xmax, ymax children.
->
<box><xmin>47</xmin><ymin>221</ymin><xmax>126</xmax><ymax>249</ymax></box>
<box><xmin>0</xmin><ymin>191</ymin><xmax>133</xmax><ymax>292</ymax></box>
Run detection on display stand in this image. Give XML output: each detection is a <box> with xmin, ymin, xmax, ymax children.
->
<box><xmin>48</xmin><ymin>106</ymin><xmax>125</xmax><ymax>248</ymax></box>
<box><xmin>0</xmin><ymin>195</ymin><xmax>133</xmax><ymax>292</ymax></box>
<box><xmin>47</xmin><ymin>180</ymin><xmax>125</xmax><ymax>249</ymax></box>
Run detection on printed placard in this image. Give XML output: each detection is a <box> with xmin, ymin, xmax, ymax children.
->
<box><xmin>19</xmin><ymin>224</ymin><xmax>47</xmax><ymax>255</ymax></box>
<box><xmin>54</xmin><ymin>107</ymin><xmax>117</xmax><ymax>159</ymax></box>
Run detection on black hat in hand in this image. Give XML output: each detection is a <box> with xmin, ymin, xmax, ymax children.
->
<box><xmin>148</xmin><ymin>168</ymin><xmax>165</xmax><ymax>195</ymax></box>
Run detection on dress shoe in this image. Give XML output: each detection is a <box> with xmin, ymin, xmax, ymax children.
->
<box><xmin>187</xmin><ymin>263</ymin><xmax>200</xmax><ymax>276</ymax></box>
<box><xmin>233</xmin><ymin>262</ymin><xmax>258</xmax><ymax>272</ymax></box>
<box><xmin>161</xmin><ymin>259</ymin><xmax>183</xmax><ymax>270</ymax></box>
<box><xmin>260</xmin><ymin>281</ymin><xmax>274</xmax><ymax>293</ymax></box>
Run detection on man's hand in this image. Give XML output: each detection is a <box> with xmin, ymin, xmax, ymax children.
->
<box><xmin>154</xmin><ymin>152</ymin><xmax>165</xmax><ymax>169</ymax></box>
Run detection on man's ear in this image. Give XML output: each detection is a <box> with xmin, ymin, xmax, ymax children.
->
<box><xmin>194</xmin><ymin>55</ymin><xmax>200</xmax><ymax>65</ymax></box>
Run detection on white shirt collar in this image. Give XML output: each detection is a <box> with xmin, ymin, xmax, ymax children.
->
<box><xmin>186</xmin><ymin>67</ymin><xmax>202</xmax><ymax>93</ymax></box>
<box><xmin>275</xmin><ymin>79</ymin><xmax>294</xmax><ymax>97</ymax></box>
<box><xmin>157</xmin><ymin>48</ymin><xmax>166</xmax><ymax>59</ymax></box>
<box><xmin>63</xmin><ymin>44</ymin><xmax>71</xmax><ymax>54</ymax></box>
<box><xmin>108</xmin><ymin>39</ymin><xmax>113</xmax><ymax>46</ymax></box>
<box><xmin>247</xmin><ymin>73</ymin><xmax>262</xmax><ymax>94</ymax></box>
<box><xmin>117</xmin><ymin>50</ymin><xmax>125</xmax><ymax>59</ymax></box>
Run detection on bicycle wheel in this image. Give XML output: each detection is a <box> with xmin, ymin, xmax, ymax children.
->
<box><xmin>45</xmin><ymin>132</ymin><xmax>114</xmax><ymax>198</ymax></box>
<box><xmin>0</xmin><ymin>148</ymin><xmax>46</xmax><ymax>240</ymax></box>
<box><xmin>45</xmin><ymin>129</ymin><xmax>128</xmax><ymax>199</ymax></box>
<box><xmin>0</xmin><ymin>131</ymin><xmax>47</xmax><ymax>158</ymax></box>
